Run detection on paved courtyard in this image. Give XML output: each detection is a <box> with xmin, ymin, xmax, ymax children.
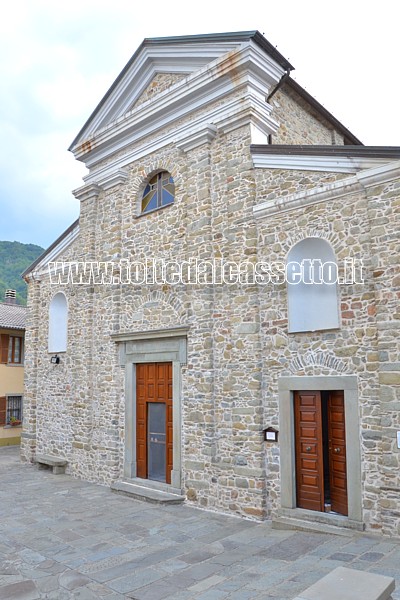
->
<box><xmin>0</xmin><ymin>446</ymin><xmax>399</xmax><ymax>600</ymax></box>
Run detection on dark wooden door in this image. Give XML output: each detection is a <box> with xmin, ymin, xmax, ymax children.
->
<box><xmin>328</xmin><ymin>391</ymin><xmax>348</xmax><ymax>516</ymax></box>
<box><xmin>294</xmin><ymin>391</ymin><xmax>324</xmax><ymax>512</ymax></box>
<box><xmin>136</xmin><ymin>362</ymin><xmax>173</xmax><ymax>484</ymax></box>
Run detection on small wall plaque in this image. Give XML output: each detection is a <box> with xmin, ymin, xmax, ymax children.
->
<box><xmin>263</xmin><ymin>427</ymin><xmax>279</xmax><ymax>442</ymax></box>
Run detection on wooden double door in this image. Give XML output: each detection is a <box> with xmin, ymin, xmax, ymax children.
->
<box><xmin>136</xmin><ymin>362</ymin><xmax>173</xmax><ymax>484</ymax></box>
<box><xmin>294</xmin><ymin>390</ymin><xmax>348</xmax><ymax>516</ymax></box>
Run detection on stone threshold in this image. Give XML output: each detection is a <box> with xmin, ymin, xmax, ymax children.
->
<box><xmin>272</xmin><ymin>507</ymin><xmax>364</xmax><ymax>536</ymax></box>
<box><xmin>111</xmin><ymin>479</ymin><xmax>185</xmax><ymax>505</ymax></box>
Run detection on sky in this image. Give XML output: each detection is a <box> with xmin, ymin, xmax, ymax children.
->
<box><xmin>1</xmin><ymin>0</ymin><xmax>399</xmax><ymax>249</ymax></box>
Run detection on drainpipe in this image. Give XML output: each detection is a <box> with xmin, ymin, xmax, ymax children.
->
<box><xmin>266</xmin><ymin>69</ymin><xmax>292</xmax><ymax>103</ymax></box>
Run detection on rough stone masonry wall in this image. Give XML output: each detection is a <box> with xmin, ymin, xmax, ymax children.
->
<box><xmin>22</xmin><ymin>114</ymin><xmax>267</xmax><ymax>520</ymax></box>
<box><xmin>271</xmin><ymin>85</ymin><xmax>345</xmax><ymax>145</ymax></box>
<box><xmin>130</xmin><ymin>72</ymin><xmax>188</xmax><ymax>110</ymax></box>
<box><xmin>254</xmin><ymin>168</ymin><xmax>348</xmax><ymax>207</ymax></box>
<box><xmin>366</xmin><ymin>176</ymin><xmax>400</xmax><ymax>536</ymax></box>
<box><xmin>254</xmin><ymin>165</ymin><xmax>400</xmax><ymax>535</ymax></box>
<box><xmin>20</xmin><ymin>231</ymin><xmax>109</xmax><ymax>479</ymax></box>
<box><xmin>196</xmin><ymin>126</ymin><xmax>264</xmax><ymax>518</ymax></box>
<box><xmin>113</xmin><ymin>122</ymin><xmax>265</xmax><ymax>519</ymax></box>
<box><xmin>22</xmin><ymin>65</ymin><xmax>398</xmax><ymax>531</ymax></box>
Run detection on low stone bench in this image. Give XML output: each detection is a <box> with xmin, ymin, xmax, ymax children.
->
<box><xmin>293</xmin><ymin>566</ymin><xmax>395</xmax><ymax>600</ymax></box>
<box><xmin>35</xmin><ymin>454</ymin><xmax>68</xmax><ymax>475</ymax></box>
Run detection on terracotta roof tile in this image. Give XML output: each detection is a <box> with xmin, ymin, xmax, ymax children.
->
<box><xmin>0</xmin><ymin>303</ymin><xmax>27</xmax><ymax>330</ymax></box>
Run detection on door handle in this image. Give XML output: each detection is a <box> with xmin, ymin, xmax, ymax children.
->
<box><xmin>334</xmin><ymin>447</ymin><xmax>341</xmax><ymax>453</ymax></box>
<box><xmin>306</xmin><ymin>446</ymin><xmax>312</xmax><ymax>452</ymax></box>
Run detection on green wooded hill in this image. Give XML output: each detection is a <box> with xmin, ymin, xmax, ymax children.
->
<box><xmin>0</xmin><ymin>241</ymin><xmax>44</xmax><ymax>305</ymax></box>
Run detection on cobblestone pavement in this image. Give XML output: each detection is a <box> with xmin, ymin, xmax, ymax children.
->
<box><xmin>1</xmin><ymin>446</ymin><xmax>399</xmax><ymax>600</ymax></box>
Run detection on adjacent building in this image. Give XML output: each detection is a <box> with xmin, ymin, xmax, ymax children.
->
<box><xmin>0</xmin><ymin>290</ymin><xmax>26</xmax><ymax>446</ymax></box>
<box><xmin>21</xmin><ymin>32</ymin><xmax>400</xmax><ymax>536</ymax></box>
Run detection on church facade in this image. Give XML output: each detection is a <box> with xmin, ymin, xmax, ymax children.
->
<box><xmin>21</xmin><ymin>32</ymin><xmax>400</xmax><ymax>537</ymax></box>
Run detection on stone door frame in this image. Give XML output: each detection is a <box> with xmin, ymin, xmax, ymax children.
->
<box><xmin>112</xmin><ymin>326</ymin><xmax>188</xmax><ymax>492</ymax></box>
<box><xmin>278</xmin><ymin>375</ymin><xmax>362</xmax><ymax>523</ymax></box>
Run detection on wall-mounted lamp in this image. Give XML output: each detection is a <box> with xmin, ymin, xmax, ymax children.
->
<box><xmin>50</xmin><ymin>355</ymin><xmax>60</xmax><ymax>364</ymax></box>
<box><xmin>263</xmin><ymin>427</ymin><xmax>279</xmax><ymax>442</ymax></box>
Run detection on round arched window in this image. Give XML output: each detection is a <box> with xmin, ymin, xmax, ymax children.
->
<box><xmin>141</xmin><ymin>171</ymin><xmax>175</xmax><ymax>214</ymax></box>
<box><xmin>48</xmin><ymin>292</ymin><xmax>68</xmax><ymax>352</ymax></box>
<box><xmin>287</xmin><ymin>237</ymin><xmax>340</xmax><ymax>333</ymax></box>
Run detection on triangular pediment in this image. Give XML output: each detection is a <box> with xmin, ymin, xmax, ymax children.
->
<box><xmin>71</xmin><ymin>33</ymin><xmax>268</xmax><ymax>151</ymax></box>
<box><xmin>130</xmin><ymin>72</ymin><xmax>188</xmax><ymax>111</ymax></box>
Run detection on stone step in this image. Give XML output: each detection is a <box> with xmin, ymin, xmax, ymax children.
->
<box><xmin>111</xmin><ymin>480</ymin><xmax>185</xmax><ymax>505</ymax></box>
<box><xmin>272</xmin><ymin>507</ymin><xmax>364</xmax><ymax>536</ymax></box>
<box><xmin>272</xmin><ymin>515</ymin><xmax>359</xmax><ymax>537</ymax></box>
<box><xmin>293</xmin><ymin>566</ymin><xmax>395</xmax><ymax>600</ymax></box>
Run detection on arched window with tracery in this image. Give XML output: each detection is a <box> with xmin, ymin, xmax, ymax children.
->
<box><xmin>141</xmin><ymin>171</ymin><xmax>175</xmax><ymax>214</ymax></box>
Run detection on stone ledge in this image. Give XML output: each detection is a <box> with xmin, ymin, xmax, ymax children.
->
<box><xmin>272</xmin><ymin>508</ymin><xmax>364</xmax><ymax>536</ymax></box>
<box><xmin>293</xmin><ymin>566</ymin><xmax>395</xmax><ymax>600</ymax></box>
<box><xmin>277</xmin><ymin>507</ymin><xmax>364</xmax><ymax>528</ymax></box>
<box><xmin>111</xmin><ymin>480</ymin><xmax>185</xmax><ymax>505</ymax></box>
<box><xmin>20</xmin><ymin>432</ymin><xmax>36</xmax><ymax>440</ymax></box>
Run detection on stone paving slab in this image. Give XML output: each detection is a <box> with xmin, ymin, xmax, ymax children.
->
<box><xmin>0</xmin><ymin>446</ymin><xmax>399</xmax><ymax>599</ymax></box>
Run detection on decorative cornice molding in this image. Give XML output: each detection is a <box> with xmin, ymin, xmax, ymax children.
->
<box><xmin>98</xmin><ymin>168</ymin><xmax>129</xmax><ymax>190</ymax></box>
<box><xmin>217</xmin><ymin>95</ymin><xmax>278</xmax><ymax>136</ymax></box>
<box><xmin>357</xmin><ymin>159</ymin><xmax>400</xmax><ymax>187</ymax></box>
<box><xmin>251</xmin><ymin>153</ymin><xmax>393</xmax><ymax>173</ymax></box>
<box><xmin>253</xmin><ymin>159</ymin><xmax>400</xmax><ymax>218</ymax></box>
<box><xmin>82</xmin><ymin>93</ymin><xmax>280</xmax><ymax>186</ymax></box>
<box><xmin>72</xmin><ymin>41</ymin><xmax>250</xmax><ymax>145</ymax></box>
<box><xmin>71</xmin><ymin>41</ymin><xmax>285</xmax><ymax>177</ymax></box>
<box><xmin>72</xmin><ymin>183</ymin><xmax>102</xmax><ymax>202</ymax></box>
<box><xmin>111</xmin><ymin>325</ymin><xmax>190</xmax><ymax>342</ymax></box>
<box><xmin>176</xmin><ymin>124</ymin><xmax>217</xmax><ymax>152</ymax></box>
<box><xmin>70</xmin><ymin>32</ymin><xmax>293</xmax><ymax>151</ymax></box>
<box><xmin>27</xmin><ymin>224</ymin><xmax>80</xmax><ymax>280</ymax></box>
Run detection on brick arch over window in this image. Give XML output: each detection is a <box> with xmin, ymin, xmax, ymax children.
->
<box><xmin>48</xmin><ymin>292</ymin><xmax>68</xmax><ymax>352</ymax></box>
<box><xmin>287</xmin><ymin>237</ymin><xmax>340</xmax><ymax>333</ymax></box>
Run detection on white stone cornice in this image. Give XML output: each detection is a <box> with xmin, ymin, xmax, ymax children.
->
<box><xmin>82</xmin><ymin>94</ymin><xmax>280</xmax><ymax>186</ymax></box>
<box><xmin>253</xmin><ymin>159</ymin><xmax>400</xmax><ymax>218</ymax></box>
<box><xmin>72</xmin><ymin>183</ymin><xmax>102</xmax><ymax>202</ymax></box>
<box><xmin>217</xmin><ymin>95</ymin><xmax>279</xmax><ymax>136</ymax></box>
<box><xmin>98</xmin><ymin>168</ymin><xmax>129</xmax><ymax>190</ymax></box>
<box><xmin>111</xmin><ymin>325</ymin><xmax>189</xmax><ymax>342</ymax></box>
<box><xmin>356</xmin><ymin>158</ymin><xmax>400</xmax><ymax>187</ymax></box>
<box><xmin>254</xmin><ymin>178</ymin><xmax>361</xmax><ymax>218</ymax></box>
<box><xmin>71</xmin><ymin>41</ymin><xmax>286</xmax><ymax>172</ymax></box>
<box><xmin>29</xmin><ymin>225</ymin><xmax>80</xmax><ymax>279</ymax></box>
<box><xmin>251</xmin><ymin>153</ymin><xmax>394</xmax><ymax>173</ymax></box>
<box><xmin>79</xmin><ymin>41</ymin><xmax>249</xmax><ymax>140</ymax></box>
<box><xmin>176</xmin><ymin>124</ymin><xmax>217</xmax><ymax>152</ymax></box>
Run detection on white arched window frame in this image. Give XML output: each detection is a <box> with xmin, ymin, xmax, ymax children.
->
<box><xmin>287</xmin><ymin>238</ymin><xmax>340</xmax><ymax>333</ymax></box>
<box><xmin>48</xmin><ymin>292</ymin><xmax>68</xmax><ymax>352</ymax></box>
